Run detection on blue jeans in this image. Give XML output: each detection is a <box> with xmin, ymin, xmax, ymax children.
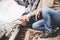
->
<box><xmin>32</xmin><ymin>7</ymin><xmax>60</xmax><ymax>32</ymax></box>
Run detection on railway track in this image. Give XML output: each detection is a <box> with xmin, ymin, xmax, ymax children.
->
<box><xmin>15</xmin><ymin>25</ymin><xmax>28</xmax><ymax>40</ymax></box>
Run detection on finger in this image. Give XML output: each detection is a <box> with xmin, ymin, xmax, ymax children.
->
<box><xmin>37</xmin><ymin>14</ymin><xmax>40</xmax><ymax>19</ymax></box>
<box><xmin>21</xmin><ymin>22</ymin><xmax>27</xmax><ymax>26</ymax></box>
<box><xmin>35</xmin><ymin>14</ymin><xmax>38</xmax><ymax>21</ymax></box>
<box><xmin>38</xmin><ymin>14</ymin><xmax>40</xmax><ymax>18</ymax></box>
<box><xmin>26</xmin><ymin>18</ymin><xmax>29</xmax><ymax>21</ymax></box>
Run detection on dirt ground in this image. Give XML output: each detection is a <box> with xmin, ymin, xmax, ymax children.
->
<box><xmin>25</xmin><ymin>29</ymin><xmax>60</xmax><ymax>40</ymax></box>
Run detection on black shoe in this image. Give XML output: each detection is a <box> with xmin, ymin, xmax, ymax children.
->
<box><xmin>56</xmin><ymin>28</ymin><xmax>60</xmax><ymax>35</ymax></box>
<box><xmin>40</xmin><ymin>32</ymin><xmax>55</xmax><ymax>38</ymax></box>
<box><xmin>40</xmin><ymin>33</ymin><xmax>50</xmax><ymax>38</ymax></box>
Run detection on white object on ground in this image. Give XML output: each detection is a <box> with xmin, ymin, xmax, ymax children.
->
<box><xmin>0</xmin><ymin>0</ymin><xmax>26</xmax><ymax>22</ymax></box>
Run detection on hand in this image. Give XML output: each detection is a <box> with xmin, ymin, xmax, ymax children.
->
<box><xmin>19</xmin><ymin>15</ymin><xmax>29</xmax><ymax>21</ymax></box>
<box><xmin>20</xmin><ymin>19</ymin><xmax>27</xmax><ymax>26</ymax></box>
<box><xmin>35</xmin><ymin>11</ymin><xmax>40</xmax><ymax>21</ymax></box>
<box><xmin>19</xmin><ymin>15</ymin><xmax>29</xmax><ymax>26</ymax></box>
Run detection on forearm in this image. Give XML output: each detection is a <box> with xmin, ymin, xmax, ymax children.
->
<box><xmin>27</xmin><ymin>10</ymin><xmax>37</xmax><ymax>18</ymax></box>
<box><xmin>31</xmin><ymin>0</ymin><xmax>40</xmax><ymax>11</ymax></box>
<box><xmin>26</xmin><ymin>0</ymin><xmax>40</xmax><ymax>18</ymax></box>
<box><xmin>27</xmin><ymin>0</ymin><xmax>42</xmax><ymax>18</ymax></box>
<box><xmin>27</xmin><ymin>0</ymin><xmax>54</xmax><ymax>18</ymax></box>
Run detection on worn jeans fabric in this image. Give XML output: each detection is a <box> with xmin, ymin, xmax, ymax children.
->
<box><xmin>32</xmin><ymin>19</ymin><xmax>45</xmax><ymax>31</ymax></box>
<box><xmin>32</xmin><ymin>7</ymin><xmax>60</xmax><ymax>32</ymax></box>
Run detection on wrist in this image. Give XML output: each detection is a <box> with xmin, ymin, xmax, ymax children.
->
<box><xmin>26</xmin><ymin>14</ymin><xmax>30</xmax><ymax>21</ymax></box>
<box><xmin>27</xmin><ymin>14</ymin><xmax>30</xmax><ymax>18</ymax></box>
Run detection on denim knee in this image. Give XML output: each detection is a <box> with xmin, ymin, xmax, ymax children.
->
<box><xmin>32</xmin><ymin>22</ymin><xmax>45</xmax><ymax>31</ymax></box>
<box><xmin>32</xmin><ymin>23</ymin><xmax>37</xmax><ymax>29</ymax></box>
<box><xmin>32</xmin><ymin>20</ymin><xmax>44</xmax><ymax>30</ymax></box>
